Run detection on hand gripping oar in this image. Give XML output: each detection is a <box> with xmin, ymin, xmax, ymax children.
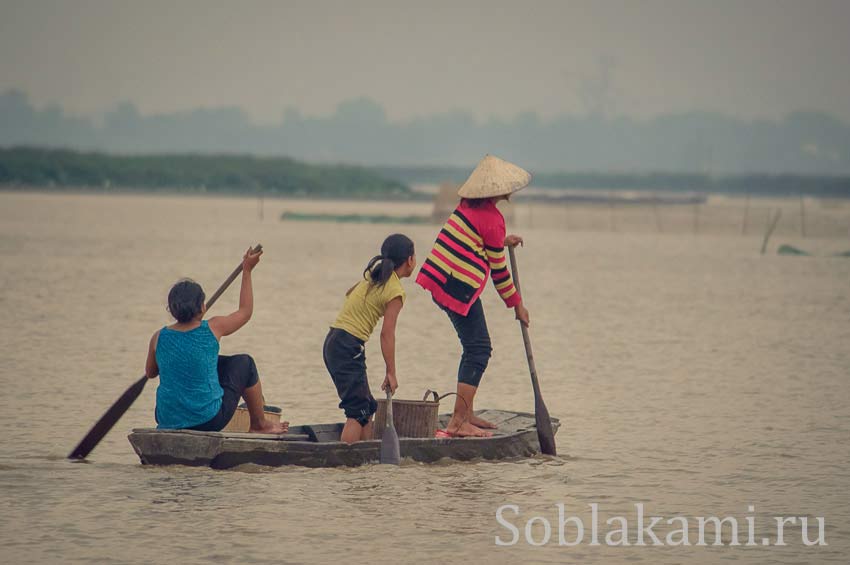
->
<box><xmin>508</xmin><ymin>246</ymin><xmax>557</xmax><ymax>456</ymax></box>
<box><xmin>379</xmin><ymin>390</ymin><xmax>401</xmax><ymax>465</ymax></box>
<box><xmin>68</xmin><ymin>244</ymin><xmax>263</xmax><ymax>460</ymax></box>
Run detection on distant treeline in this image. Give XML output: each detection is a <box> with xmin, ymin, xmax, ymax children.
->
<box><xmin>0</xmin><ymin>147</ymin><xmax>411</xmax><ymax>198</ymax></box>
<box><xmin>4</xmin><ymin>90</ymin><xmax>850</xmax><ymax>176</ymax></box>
<box><xmin>3</xmin><ymin>147</ymin><xmax>848</xmax><ymax>199</ymax></box>
<box><xmin>378</xmin><ymin>166</ymin><xmax>850</xmax><ymax>198</ymax></box>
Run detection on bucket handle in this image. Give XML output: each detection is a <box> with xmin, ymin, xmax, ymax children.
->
<box><xmin>423</xmin><ymin>389</ymin><xmax>469</xmax><ymax>410</ymax></box>
<box><xmin>423</xmin><ymin>389</ymin><xmax>471</xmax><ymax>427</ymax></box>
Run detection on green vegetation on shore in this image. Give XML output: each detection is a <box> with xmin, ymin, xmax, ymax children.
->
<box><xmin>281</xmin><ymin>211</ymin><xmax>431</xmax><ymax>224</ymax></box>
<box><xmin>3</xmin><ymin>146</ymin><xmax>849</xmax><ymax>199</ymax></box>
<box><xmin>0</xmin><ymin>147</ymin><xmax>412</xmax><ymax>198</ymax></box>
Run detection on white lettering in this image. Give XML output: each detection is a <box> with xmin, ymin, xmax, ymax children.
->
<box><xmin>525</xmin><ymin>516</ymin><xmax>552</xmax><ymax>546</ymax></box>
<box><xmin>589</xmin><ymin>503</ymin><xmax>600</xmax><ymax>545</ymax></box>
<box><xmin>635</xmin><ymin>504</ymin><xmax>663</xmax><ymax>546</ymax></box>
<box><xmin>605</xmin><ymin>516</ymin><xmax>630</xmax><ymax>546</ymax></box>
<box><xmin>800</xmin><ymin>517</ymin><xmax>827</xmax><ymax>546</ymax></box>
<box><xmin>666</xmin><ymin>516</ymin><xmax>691</xmax><ymax>546</ymax></box>
<box><xmin>697</xmin><ymin>516</ymin><xmax>739</xmax><ymax>546</ymax></box>
<box><xmin>774</xmin><ymin>516</ymin><xmax>796</xmax><ymax>546</ymax></box>
<box><xmin>746</xmin><ymin>505</ymin><xmax>756</xmax><ymax>546</ymax></box>
<box><xmin>495</xmin><ymin>504</ymin><xmax>520</xmax><ymax>546</ymax></box>
<box><xmin>557</xmin><ymin>503</ymin><xmax>584</xmax><ymax>546</ymax></box>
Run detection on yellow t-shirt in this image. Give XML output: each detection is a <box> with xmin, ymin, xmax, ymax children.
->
<box><xmin>331</xmin><ymin>271</ymin><xmax>405</xmax><ymax>342</ymax></box>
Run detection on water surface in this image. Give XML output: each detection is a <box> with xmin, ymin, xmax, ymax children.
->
<box><xmin>1</xmin><ymin>192</ymin><xmax>848</xmax><ymax>563</ymax></box>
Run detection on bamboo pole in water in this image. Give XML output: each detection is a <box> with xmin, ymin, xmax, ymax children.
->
<box><xmin>652</xmin><ymin>194</ymin><xmax>663</xmax><ymax>233</ymax></box>
<box><xmin>761</xmin><ymin>209</ymin><xmax>782</xmax><ymax>255</ymax></box>
<box><xmin>693</xmin><ymin>200</ymin><xmax>700</xmax><ymax>235</ymax></box>
<box><xmin>257</xmin><ymin>191</ymin><xmax>264</xmax><ymax>221</ymax></box>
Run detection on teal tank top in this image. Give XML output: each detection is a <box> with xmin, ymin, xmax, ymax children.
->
<box><xmin>155</xmin><ymin>320</ymin><xmax>222</xmax><ymax>429</ymax></box>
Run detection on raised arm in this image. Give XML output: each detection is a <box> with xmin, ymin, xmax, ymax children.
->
<box><xmin>379</xmin><ymin>296</ymin><xmax>403</xmax><ymax>393</ymax></box>
<box><xmin>208</xmin><ymin>247</ymin><xmax>262</xmax><ymax>339</ymax></box>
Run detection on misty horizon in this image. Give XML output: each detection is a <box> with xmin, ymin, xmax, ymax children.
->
<box><xmin>3</xmin><ymin>1</ymin><xmax>850</xmax><ymax>124</ymax></box>
<box><xmin>2</xmin><ymin>88</ymin><xmax>849</xmax><ymax>175</ymax></box>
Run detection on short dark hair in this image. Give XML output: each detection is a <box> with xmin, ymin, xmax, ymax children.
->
<box><xmin>167</xmin><ymin>279</ymin><xmax>205</xmax><ymax>323</ymax></box>
<box><xmin>461</xmin><ymin>197</ymin><xmax>495</xmax><ymax>208</ymax></box>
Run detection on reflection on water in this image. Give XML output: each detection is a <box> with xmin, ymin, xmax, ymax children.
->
<box><xmin>0</xmin><ymin>191</ymin><xmax>848</xmax><ymax>564</ymax></box>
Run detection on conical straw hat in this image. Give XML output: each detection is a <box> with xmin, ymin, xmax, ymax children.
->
<box><xmin>457</xmin><ymin>154</ymin><xmax>531</xmax><ymax>199</ymax></box>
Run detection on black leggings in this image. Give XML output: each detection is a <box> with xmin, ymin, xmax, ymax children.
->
<box><xmin>323</xmin><ymin>328</ymin><xmax>377</xmax><ymax>426</ymax></box>
<box><xmin>438</xmin><ymin>298</ymin><xmax>492</xmax><ymax>388</ymax></box>
<box><xmin>188</xmin><ymin>354</ymin><xmax>260</xmax><ymax>432</ymax></box>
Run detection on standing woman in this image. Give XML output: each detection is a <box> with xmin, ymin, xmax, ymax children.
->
<box><xmin>416</xmin><ymin>155</ymin><xmax>531</xmax><ymax>437</ymax></box>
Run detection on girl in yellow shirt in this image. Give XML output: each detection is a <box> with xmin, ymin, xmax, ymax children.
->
<box><xmin>323</xmin><ymin>234</ymin><xmax>416</xmax><ymax>443</ymax></box>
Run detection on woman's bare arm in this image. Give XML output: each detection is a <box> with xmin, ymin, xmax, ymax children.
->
<box><xmin>209</xmin><ymin>248</ymin><xmax>262</xmax><ymax>339</ymax></box>
<box><xmin>145</xmin><ymin>330</ymin><xmax>160</xmax><ymax>379</ymax></box>
<box><xmin>380</xmin><ymin>297</ymin><xmax>403</xmax><ymax>392</ymax></box>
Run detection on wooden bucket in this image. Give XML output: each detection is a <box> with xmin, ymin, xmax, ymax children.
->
<box><xmin>222</xmin><ymin>404</ymin><xmax>282</xmax><ymax>433</ymax></box>
<box><xmin>373</xmin><ymin>390</ymin><xmax>444</xmax><ymax>438</ymax></box>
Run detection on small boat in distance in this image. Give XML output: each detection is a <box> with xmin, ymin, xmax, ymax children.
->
<box><xmin>128</xmin><ymin>410</ymin><xmax>559</xmax><ymax>469</ymax></box>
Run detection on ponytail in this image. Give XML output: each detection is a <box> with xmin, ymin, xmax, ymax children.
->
<box><xmin>363</xmin><ymin>234</ymin><xmax>415</xmax><ymax>289</ymax></box>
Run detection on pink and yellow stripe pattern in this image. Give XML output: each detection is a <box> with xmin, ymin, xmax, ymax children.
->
<box><xmin>417</xmin><ymin>205</ymin><xmax>521</xmax><ymax>316</ymax></box>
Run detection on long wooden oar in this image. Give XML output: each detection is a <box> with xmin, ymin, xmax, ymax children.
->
<box><xmin>508</xmin><ymin>246</ymin><xmax>557</xmax><ymax>456</ymax></box>
<box><xmin>379</xmin><ymin>390</ymin><xmax>401</xmax><ymax>465</ymax></box>
<box><xmin>68</xmin><ymin>244</ymin><xmax>262</xmax><ymax>460</ymax></box>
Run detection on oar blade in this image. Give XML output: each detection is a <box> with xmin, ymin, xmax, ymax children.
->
<box><xmin>68</xmin><ymin>375</ymin><xmax>148</xmax><ymax>459</ymax></box>
<box><xmin>534</xmin><ymin>396</ymin><xmax>557</xmax><ymax>456</ymax></box>
<box><xmin>379</xmin><ymin>392</ymin><xmax>401</xmax><ymax>465</ymax></box>
<box><xmin>380</xmin><ymin>425</ymin><xmax>400</xmax><ymax>465</ymax></box>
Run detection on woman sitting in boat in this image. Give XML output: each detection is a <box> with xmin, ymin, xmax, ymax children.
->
<box><xmin>416</xmin><ymin>155</ymin><xmax>530</xmax><ymax>438</ymax></box>
<box><xmin>323</xmin><ymin>234</ymin><xmax>416</xmax><ymax>444</ymax></box>
<box><xmin>144</xmin><ymin>247</ymin><xmax>288</xmax><ymax>434</ymax></box>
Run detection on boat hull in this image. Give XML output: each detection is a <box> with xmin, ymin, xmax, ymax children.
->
<box><xmin>128</xmin><ymin>410</ymin><xmax>559</xmax><ymax>469</ymax></box>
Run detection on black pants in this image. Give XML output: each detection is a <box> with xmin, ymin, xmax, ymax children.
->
<box><xmin>323</xmin><ymin>328</ymin><xmax>377</xmax><ymax>426</ymax></box>
<box><xmin>438</xmin><ymin>298</ymin><xmax>492</xmax><ymax>388</ymax></box>
<box><xmin>188</xmin><ymin>354</ymin><xmax>260</xmax><ymax>432</ymax></box>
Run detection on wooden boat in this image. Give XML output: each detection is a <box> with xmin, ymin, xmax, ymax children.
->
<box><xmin>128</xmin><ymin>410</ymin><xmax>559</xmax><ymax>469</ymax></box>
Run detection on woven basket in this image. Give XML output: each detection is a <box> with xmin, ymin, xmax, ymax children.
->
<box><xmin>373</xmin><ymin>390</ymin><xmax>446</xmax><ymax>438</ymax></box>
<box><xmin>222</xmin><ymin>404</ymin><xmax>282</xmax><ymax>433</ymax></box>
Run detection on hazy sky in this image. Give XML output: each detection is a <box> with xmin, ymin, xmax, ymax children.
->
<box><xmin>1</xmin><ymin>0</ymin><xmax>849</xmax><ymax>124</ymax></box>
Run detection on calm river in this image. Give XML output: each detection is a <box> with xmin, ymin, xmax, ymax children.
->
<box><xmin>1</xmin><ymin>192</ymin><xmax>848</xmax><ymax>563</ymax></box>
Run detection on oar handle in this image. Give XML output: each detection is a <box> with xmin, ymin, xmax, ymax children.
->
<box><xmin>385</xmin><ymin>389</ymin><xmax>394</xmax><ymax>423</ymax></box>
<box><xmin>508</xmin><ymin>247</ymin><xmax>545</xmax><ymax>397</ymax></box>
<box><xmin>508</xmin><ymin>245</ymin><xmax>557</xmax><ymax>456</ymax></box>
<box><xmin>508</xmin><ymin>245</ymin><xmax>524</xmax><ymax>295</ymax></box>
<box><xmin>204</xmin><ymin>244</ymin><xmax>262</xmax><ymax>310</ymax></box>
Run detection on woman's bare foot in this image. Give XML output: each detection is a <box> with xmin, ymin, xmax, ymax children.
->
<box><xmin>250</xmin><ymin>419</ymin><xmax>289</xmax><ymax>434</ymax></box>
<box><xmin>469</xmin><ymin>414</ymin><xmax>497</xmax><ymax>429</ymax></box>
<box><xmin>446</xmin><ymin>421</ymin><xmax>493</xmax><ymax>438</ymax></box>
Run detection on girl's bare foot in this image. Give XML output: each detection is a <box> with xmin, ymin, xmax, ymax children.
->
<box><xmin>250</xmin><ymin>420</ymin><xmax>289</xmax><ymax>434</ymax></box>
<box><xmin>469</xmin><ymin>414</ymin><xmax>497</xmax><ymax>429</ymax></box>
<box><xmin>446</xmin><ymin>421</ymin><xmax>493</xmax><ymax>438</ymax></box>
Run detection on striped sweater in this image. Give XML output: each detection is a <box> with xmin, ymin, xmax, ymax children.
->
<box><xmin>416</xmin><ymin>200</ymin><xmax>521</xmax><ymax>315</ymax></box>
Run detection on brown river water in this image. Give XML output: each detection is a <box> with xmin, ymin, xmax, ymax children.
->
<box><xmin>1</xmin><ymin>192</ymin><xmax>848</xmax><ymax>564</ymax></box>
